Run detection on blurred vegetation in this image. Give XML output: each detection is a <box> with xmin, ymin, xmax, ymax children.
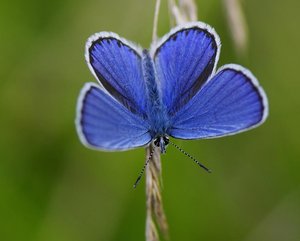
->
<box><xmin>0</xmin><ymin>0</ymin><xmax>300</xmax><ymax>241</ymax></box>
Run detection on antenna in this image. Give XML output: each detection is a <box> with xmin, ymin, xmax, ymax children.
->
<box><xmin>133</xmin><ymin>148</ymin><xmax>155</xmax><ymax>188</ymax></box>
<box><xmin>169</xmin><ymin>141</ymin><xmax>211</xmax><ymax>173</ymax></box>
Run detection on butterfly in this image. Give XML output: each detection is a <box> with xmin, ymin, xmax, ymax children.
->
<box><xmin>76</xmin><ymin>21</ymin><xmax>268</xmax><ymax>162</ymax></box>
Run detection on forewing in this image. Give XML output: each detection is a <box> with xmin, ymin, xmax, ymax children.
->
<box><xmin>151</xmin><ymin>22</ymin><xmax>220</xmax><ymax>115</ymax></box>
<box><xmin>76</xmin><ymin>83</ymin><xmax>151</xmax><ymax>151</ymax></box>
<box><xmin>86</xmin><ymin>32</ymin><xmax>147</xmax><ymax>116</ymax></box>
<box><xmin>169</xmin><ymin>65</ymin><xmax>268</xmax><ymax>139</ymax></box>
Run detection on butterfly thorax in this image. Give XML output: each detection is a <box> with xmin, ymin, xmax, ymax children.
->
<box><xmin>142</xmin><ymin>50</ymin><xmax>170</xmax><ymax>139</ymax></box>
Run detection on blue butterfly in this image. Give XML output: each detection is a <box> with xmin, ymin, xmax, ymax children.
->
<box><xmin>76</xmin><ymin>22</ymin><xmax>268</xmax><ymax>158</ymax></box>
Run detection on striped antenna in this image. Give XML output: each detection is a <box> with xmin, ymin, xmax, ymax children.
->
<box><xmin>133</xmin><ymin>147</ymin><xmax>155</xmax><ymax>188</ymax></box>
<box><xmin>169</xmin><ymin>141</ymin><xmax>212</xmax><ymax>173</ymax></box>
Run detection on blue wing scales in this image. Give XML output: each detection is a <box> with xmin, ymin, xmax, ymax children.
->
<box><xmin>168</xmin><ymin>65</ymin><xmax>268</xmax><ymax>139</ymax></box>
<box><xmin>86</xmin><ymin>32</ymin><xmax>147</xmax><ymax>116</ymax></box>
<box><xmin>76</xmin><ymin>83</ymin><xmax>151</xmax><ymax>151</ymax></box>
<box><xmin>151</xmin><ymin>22</ymin><xmax>220</xmax><ymax>115</ymax></box>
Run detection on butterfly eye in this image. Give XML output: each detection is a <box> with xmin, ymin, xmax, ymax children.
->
<box><xmin>153</xmin><ymin>138</ymin><xmax>160</xmax><ymax>147</ymax></box>
<box><xmin>163</xmin><ymin>136</ymin><xmax>169</xmax><ymax>146</ymax></box>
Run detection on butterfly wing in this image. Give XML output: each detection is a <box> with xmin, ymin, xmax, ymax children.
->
<box><xmin>76</xmin><ymin>83</ymin><xmax>151</xmax><ymax>151</ymax></box>
<box><xmin>86</xmin><ymin>32</ymin><xmax>147</xmax><ymax>116</ymax></box>
<box><xmin>78</xmin><ymin>32</ymin><xmax>152</xmax><ymax>150</ymax></box>
<box><xmin>168</xmin><ymin>65</ymin><xmax>268</xmax><ymax>139</ymax></box>
<box><xmin>151</xmin><ymin>22</ymin><xmax>220</xmax><ymax>115</ymax></box>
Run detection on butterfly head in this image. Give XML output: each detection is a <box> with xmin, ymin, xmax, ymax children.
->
<box><xmin>153</xmin><ymin>136</ymin><xmax>169</xmax><ymax>154</ymax></box>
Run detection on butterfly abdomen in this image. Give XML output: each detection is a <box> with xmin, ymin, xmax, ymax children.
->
<box><xmin>142</xmin><ymin>49</ymin><xmax>170</xmax><ymax>137</ymax></box>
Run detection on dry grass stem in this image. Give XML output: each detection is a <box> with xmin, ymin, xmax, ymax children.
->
<box><xmin>145</xmin><ymin>1</ymin><xmax>169</xmax><ymax>240</ymax></box>
<box><xmin>168</xmin><ymin>0</ymin><xmax>198</xmax><ymax>26</ymax></box>
<box><xmin>223</xmin><ymin>0</ymin><xmax>249</xmax><ymax>55</ymax></box>
<box><xmin>145</xmin><ymin>144</ymin><xmax>169</xmax><ymax>241</ymax></box>
<box><xmin>152</xmin><ymin>0</ymin><xmax>161</xmax><ymax>42</ymax></box>
<box><xmin>145</xmin><ymin>1</ymin><xmax>199</xmax><ymax>240</ymax></box>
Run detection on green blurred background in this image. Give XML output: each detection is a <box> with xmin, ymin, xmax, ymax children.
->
<box><xmin>1</xmin><ymin>0</ymin><xmax>300</xmax><ymax>240</ymax></box>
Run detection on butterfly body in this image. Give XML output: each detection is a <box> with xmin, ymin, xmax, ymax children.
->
<box><xmin>142</xmin><ymin>49</ymin><xmax>170</xmax><ymax>141</ymax></box>
<box><xmin>76</xmin><ymin>22</ymin><xmax>268</xmax><ymax>153</ymax></box>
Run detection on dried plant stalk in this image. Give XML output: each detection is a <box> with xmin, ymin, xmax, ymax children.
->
<box><xmin>152</xmin><ymin>0</ymin><xmax>161</xmax><ymax>42</ymax></box>
<box><xmin>145</xmin><ymin>1</ymin><xmax>198</xmax><ymax>240</ymax></box>
<box><xmin>146</xmin><ymin>0</ymin><xmax>169</xmax><ymax>240</ymax></box>
<box><xmin>223</xmin><ymin>0</ymin><xmax>249</xmax><ymax>55</ymax></box>
<box><xmin>145</xmin><ymin>144</ymin><xmax>169</xmax><ymax>241</ymax></box>
<box><xmin>168</xmin><ymin>0</ymin><xmax>198</xmax><ymax>26</ymax></box>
